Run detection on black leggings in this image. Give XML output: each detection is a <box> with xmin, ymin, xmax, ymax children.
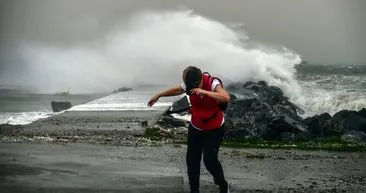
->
<box><xmin>186</xmin><ymin>123</ymin><xmax>227</xmax><ymax>192</ymax></box>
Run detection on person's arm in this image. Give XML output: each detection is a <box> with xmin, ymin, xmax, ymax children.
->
<box><xmin>157</xmin><ymin>85</ymin><xmax>185</xmax><ymax>97</ymax></box>
<box><xmin>190</xmin><ymin>85</ymin><xmax>230</xmax><ymax>103</ymax></box>
<box><xmin>147</xmin><ymin>85</ymin><xmax>184</xmax><ymax>107</ymax></box>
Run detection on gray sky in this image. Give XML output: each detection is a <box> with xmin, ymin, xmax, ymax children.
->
<box><xmin>1</xmin><ymin>0</ymin><xmax>365</xmax><ymax>64</ymax></box>
<box><xmin>0</xmin><ymin>0</ymin><xmax>365</xmax><ymax>90</ymax></box>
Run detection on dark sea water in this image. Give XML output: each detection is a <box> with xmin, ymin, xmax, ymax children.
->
<box><xmin>0</xmin><ymin>87</ymin><xmax>105</xmax><ymax>124</ymax></box>
<box><xmin>295</xmin><ymin>64</ymin><xmax>366</xmax><ymax>116</ymax></box>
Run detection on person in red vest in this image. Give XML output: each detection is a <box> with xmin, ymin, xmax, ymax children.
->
<box><xmin>147</xmin><ymin>66</ymin><xmax>231</xmax><ymax>193</ymax></box>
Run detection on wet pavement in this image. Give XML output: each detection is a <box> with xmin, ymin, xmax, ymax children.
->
<box><xmin>1</xmin><ymin>143</ymin><xmax>366</xmax><ymax>193</ymax></box>
<box><xmin>0</xmin><ymin>143</ymin><xmax>184</xmax><ymax>193</ymax></box>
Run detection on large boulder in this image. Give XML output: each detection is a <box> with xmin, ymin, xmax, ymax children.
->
<box><xmin>223</xmin><ymin>114</ymin><xmax>234</xmax><ymax>134</ymax></box>
<box><xmin>344</xmin><ymin>112</ymin><xmax>366</xmax><ymax>132</ymax></box>
<box><xmin>225</xmin><ymin>98</ymin><xmax>260</xmax><ymax>118</ymax></box>
<box><xmin>51</xmin><ymin>101</ymin><xmax>72</xmax><ymax>112</ymax></box>
<box><xmin>278</xmin><ymin>132</ymin><xmax>296</xmax><ymax>142</ymax></box>
<box><xmin>324</xmin><ymin>110</ymin><xmax>366</xmax><ymax>136</ymax></box>
<box><xmin>304</xmin><ymin>109</ymin><xmax>366</xmax><ymax>138</ymax></box>
<box><xmin>224</xmin><ymin>81</ymin><xmax>308</xmax><ymax>140</ymax></box>
<box><xmin>324</xmin><ymin>110</ymin><xmax>351</xmax><ymax>135</ymax></box>
<box><xmin>164</xmin><ymin>96</ymin><xmax>190</xmax><ymax>115</ymax></box>
<box><xmin>357</xmin><ymin>108</ymin><xmax>366</xmax><ymax>119</ymax></box>
<box><xmin>304</xmin><ymin>113</ymin><xmax>332</xmax><ymax>137</ymax></box>
<box><xmin>158</xmin><ymin>115</ymin><xmax>187</xmax><ymax>128</ymax></box>
<box><xmin>267</xmin><ymin>115</ymin><xmax>309</xmax><ymax>140</ymax></box>
<box><xmin>225</xmin><ymin>120</ymin><xmax>259</xmax><ymax>139</ymax></box>
<box><xmin>341</xmin><ymin>130</ymin><xmax>366</xmax><ymax>143</ymax></box>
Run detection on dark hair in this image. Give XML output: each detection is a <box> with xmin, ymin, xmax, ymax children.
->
<box><xmin>183</xmin><ymin>66</ymin><xmax>202</xmax><ymax>95</ymax></box>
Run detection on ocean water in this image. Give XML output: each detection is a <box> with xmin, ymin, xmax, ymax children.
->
<box><xmin>296</xmin><ymin>64</ymin><xmax>366</xmax><ymax>117</ymax></box>
<box><xmin>0</xmin><ymin>87</ymin><xmax>105</xmax><ymax>125</ymax></box>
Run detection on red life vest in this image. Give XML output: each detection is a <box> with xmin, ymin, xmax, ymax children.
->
<box><xmin>189</xmin><ymin>74</ymin><xmax>224</xmax><ymax>131</ymax></box>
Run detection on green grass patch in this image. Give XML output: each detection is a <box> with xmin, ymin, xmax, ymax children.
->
<box><xmin>143</xmin><ymin>127</ymin><xmax>366</xmax><ymax>152</ymax></box>
<box><xmin>222</xmin><ymin>137</ymin><xmax>366</xmax><ymax>152</ymax></box>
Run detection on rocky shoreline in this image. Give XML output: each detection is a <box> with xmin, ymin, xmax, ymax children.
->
<box><xmin>158</xmin><ymin>81</ymin><xmax>366</xmax><ymax>147</ymax></box>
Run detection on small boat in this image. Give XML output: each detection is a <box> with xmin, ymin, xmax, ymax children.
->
<box><xmin>54</xmin><ymin>88</ymin><xmax>71</xmax><ymax>96</ymax></box>
<box><xmin>112</xmin><ymin>87</ymin><xmax>132</xmax><ymax>93</ymax></box>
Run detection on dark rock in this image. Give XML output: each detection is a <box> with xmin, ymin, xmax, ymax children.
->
<box><xmin>324</xmin><ymin>110</ymin><xmax>351</xmax><ymax>136</ymax></box>
<box><xmin>272</xmin><ymin>104</ymin><xmax>299</xmax><ymax>120</ymax></box>
<box><xmin>223</xmin><ymin>115</ymin><xmax>234</xmax><ymax>134</ymax></box>
<box><xmin>287</xmin><ymin>101</ymin><xmax>305</xmax><ymax>115</ymax></box>
<box><xmin>242</xmin><ymin>81</ymin><xmax>255</xmax><ymax>88</ymax></box>
<box><xmin>165</xmin><ymin>96</ymin><xmax>190</xmax><ymax>114</ymax></box>
<box><xmin>229</xmin><ymin>122</ymin><xmax>251</xmax><ymax>137</ymax></box>
<box><xmin>158</xmin><ymin>116</ymin><xmax>187</xmax><ymax>128</ymax></box>
<box><xmin>225</xmin><ymin>82</ymin><xmax>242</xmax><ymax>91</ymax></box>
<box><xmin>279</xmin><ymin>132</ymin><xmax>296</xmax><ymax>142</ymax></box>
<box><xmin>226</xmin><ymin>117</ymin><xmax>271</xmax><ymax>140</ymax></box>
<box><xmin>344</xmin><ymin>112</ymin><xmax>366</xmax><ymax>132</ymax></box>
<box><xmin>229</xmin><ymin>93</ymin><xmax>237</xmax><ymax>100</ymax></box>
<box><xmin>51</xmin><ymin>101</ymin><xmax>72</xmax><ymax>112</ymax></box>
<box><xmin>325</xmin><ymin>110</ymin><xmax>366</xmax><ymax>136</ymax></box>
<box><xmin>141</xmin><ymin>120</ymin><xmax>148</xmax><ymax>127</ymax></box>
<box><xmin>269</xmin><ymin>116</ymin><xmax>307</xmax><ymax>133</ymax></box>
<box><xmin>268</xmin><ymin>95</ymin><xmax>281</xmax><ymax>106</ymax></box>
<box><xmin>234</xmin><ymin>98</ymin><xmax>259</xmax><ymax>109</ymax></box>
<box><xmin>250</xmin><ymin>100</ymin><xmax>270</xmax><ymax>111</ymax></box>
<box><xmin>269</xmin><ymin>86</ymin><xmax>283</xmax><ymax>97</ymax></box>
<box><xmin>304</xmin><ymin>113</ymin><xmax>332</xmax><ymax>137</ymax></box>
<box><xmin>341</xmin><ymin>130</ymin><xmax>366</xmax><ymax>143</ymax></box>
<box><xmin>0</xmin><ymin>124</ymin><xmax>24</xmax><ymax>136</ymax></box>
<box><xmin>258</xmin><ymin>81</ymin><xmax>268</xmax><ymax>86</ymax></box>
<box><xmin>242</xmin><ymin>82</ymin><xmax>285</xmax><ymax>104</ymax></box>
<box><xmin>233</xmin><ymin>81</ymin><xmax>304</xmax><ymax>116</ymax></box>
<box><xmin>263</xmin><ymin>128</ymin><xmax>278</xmax><ymax>140</ymax></box>
<box><xmin>226</xmin><ymin>98</ymin><xmax>259</xmax><ymax>118</ymax></box>
<box><xmin>145</xmin><ymin>125</ymin><xmax>175</xmax><ymax>138</ymax></box>
<box><xmin>334</xmin><ymin>110</ymin><xmax>352</xmax><ymax>119</ymax></box>
<box><xmin>357</xmin><ymin>108</ymin><xmax>366</xmax><ymax>119</ymax></box>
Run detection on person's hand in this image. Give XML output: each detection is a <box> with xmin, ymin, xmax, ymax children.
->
<box><xmin>190</xmin><ymin>88</ymin><xmax>209</xmax><ymax>96</ymax></box>
<box><xmin>147</xmin><ymin>94</ymin><xmax>160</xmax><ymax>107</ymax></box>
